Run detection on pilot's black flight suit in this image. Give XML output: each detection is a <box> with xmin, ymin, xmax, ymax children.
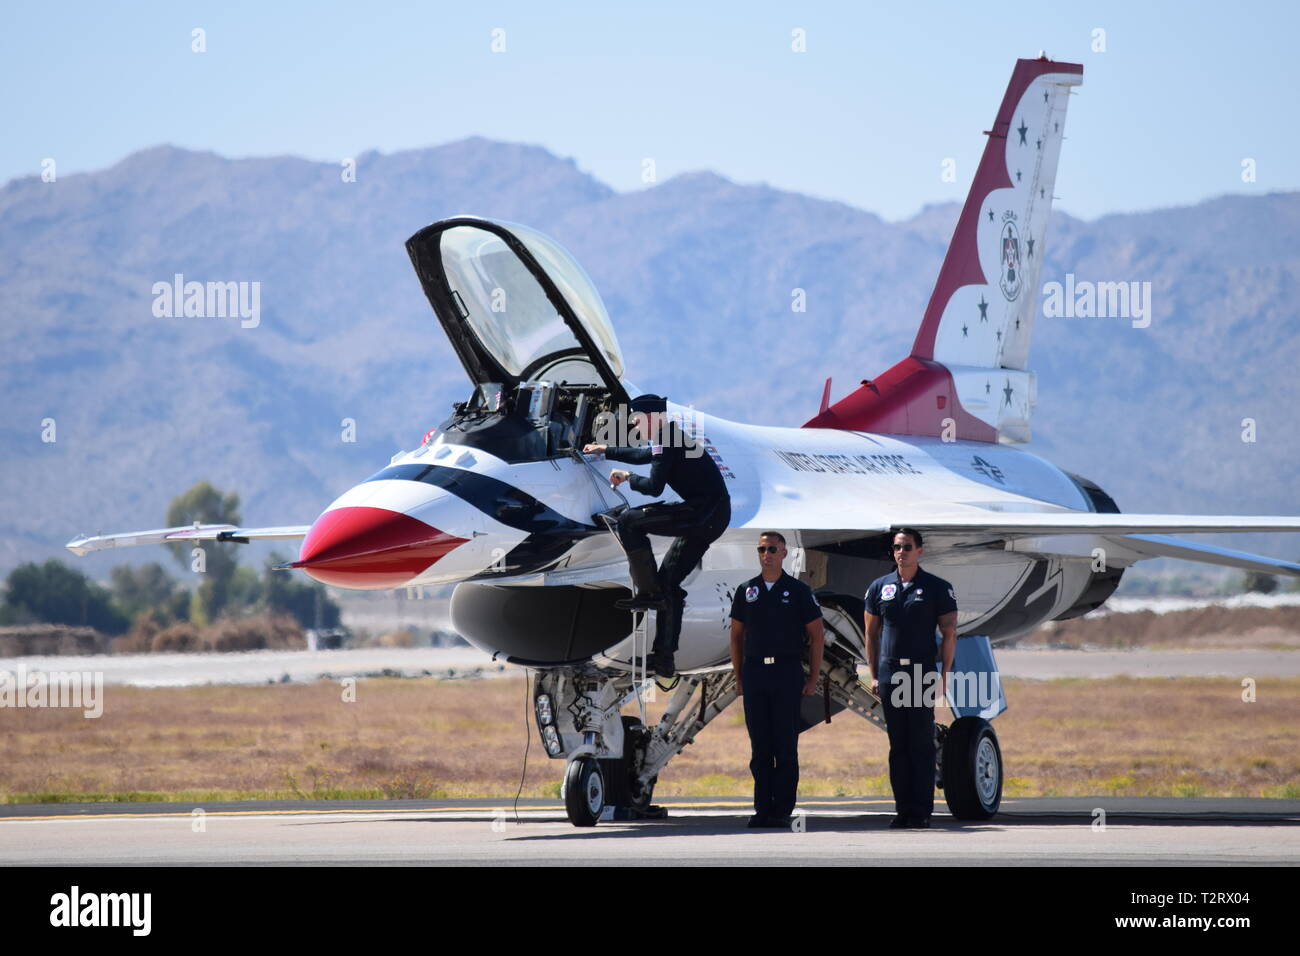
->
<box><xmin>730</xmin><ymin>571</ymin><xmax>821</xmax><ymax>823</ymax></box>
<box><xmin>606</xmin><ymin>420</ymin><xmax>730</xmax><ymax>663</ymax></box>
<box><xmin>865</xmin><ymin>566</ymin><xmax>958</xmax><ymax>824</ymax></box>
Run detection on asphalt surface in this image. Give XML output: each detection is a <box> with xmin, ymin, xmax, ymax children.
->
<box><xmin>1</xmin><ymin>797</ymin><xmax>1295</xmax><ymax>866</ymax></box>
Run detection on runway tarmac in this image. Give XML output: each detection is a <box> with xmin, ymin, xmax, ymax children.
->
<box><xmin>2</xmin><ymin>797</ymin><xmax>1296</xmax><ymax>866</ymax></box>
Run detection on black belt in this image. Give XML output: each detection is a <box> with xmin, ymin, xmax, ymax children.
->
<box><xmin>745</xmin><ymin>655</ymin><xmax>800</xmax><ymax>665</ymax></box>
<box><xmin>884</xmin><ymin>657</ymin><xmax>935</xmax><ymax>666</ymax></box>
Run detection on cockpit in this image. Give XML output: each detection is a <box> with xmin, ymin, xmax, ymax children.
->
<box><xmin>406</xmin><ymin>218</ymin><xmax>631</xmax><ymax>463</ymax></box>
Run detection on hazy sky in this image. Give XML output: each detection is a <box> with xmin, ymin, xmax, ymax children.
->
<box><xmin>3</xmin><ymin>1</ymin><xmax>1296</xmax><ymax>221</ymax></box>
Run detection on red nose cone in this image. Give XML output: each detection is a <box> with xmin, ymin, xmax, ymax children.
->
<box><xmin>294</xmin><ymin>506</ymin><xmax>469</xmax><ymax>589</ymax></box>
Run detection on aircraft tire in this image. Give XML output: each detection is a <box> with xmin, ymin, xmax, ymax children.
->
<box><xmin>564</xmin><ymin>755</ymin><xmax>604</xmax><ymax>827</ymax></box>
<box><xmin>621</xmin><ymin>716</ymin><xmax>657</xmax><ymax>811</ymax></box>
<box><xmin>941</xmin><ymin>716</ymin><xmax>1003</xmax><ymax>819</ymax></box>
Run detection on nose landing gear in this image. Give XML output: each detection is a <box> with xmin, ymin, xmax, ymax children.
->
<box><xmin>562</xmin><ymin>755</ymin><xmax>606</xmax><ymax>827</ymax></box>
<box><xmin>559</xmin><ymin>716</ymin><xmax>662</xmax><ymax>827</ymax></box>
<box><xmin>540</xmin><ymin>666</ymin><xmax>730</xmax><ymax>827</ymax></box>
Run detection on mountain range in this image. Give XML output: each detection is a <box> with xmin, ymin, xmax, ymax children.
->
<box><xmin>2</xmin><ymin>138</ymin><xmax>1297</xmax><ymax>578</ymax></box>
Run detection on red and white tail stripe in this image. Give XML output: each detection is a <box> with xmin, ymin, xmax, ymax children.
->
<box><xmin>807</xmin><ymin>56</ymin><xmax>1083</xmax><ymax>443</ymax></box>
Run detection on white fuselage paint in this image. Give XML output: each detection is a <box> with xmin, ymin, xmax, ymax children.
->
<box><xmin>324</xmin><ymin>403</ymin><xmax>1108</xmax><ymax>670</ymax></box>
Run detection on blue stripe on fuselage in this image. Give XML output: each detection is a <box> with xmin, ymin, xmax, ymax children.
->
<box><xmin>364</xmin><ymin>463</ymin><xmax>596</xmax><ymax>537</ymax></box>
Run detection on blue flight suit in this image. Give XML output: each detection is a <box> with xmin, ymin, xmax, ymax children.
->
<box><xmin>730</xmin><ymin>571</ymin><xmax>822</xmax><ymax>821</ymax></box>
<box><xmin>865</xmin><ymin>567</ymin><xmax>958</xmax><ymax>822</ymax></box>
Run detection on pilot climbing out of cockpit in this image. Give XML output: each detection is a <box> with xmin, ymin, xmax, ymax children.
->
<box><xmin>584</xmin><ymin>394</ymin><xmax>731</xmax><ymax>678</ymax></box>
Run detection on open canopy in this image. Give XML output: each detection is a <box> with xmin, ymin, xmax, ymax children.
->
<box><xmin>406</xmin><ymin>217</ymin><xmax>628</xmax><ymax>401</ymax></box>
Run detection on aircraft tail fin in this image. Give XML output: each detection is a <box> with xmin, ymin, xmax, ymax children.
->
<box><xmin>806</xmin><ymin>56</ymin><xmax>1083</xmax><ymax>443</ymax></box>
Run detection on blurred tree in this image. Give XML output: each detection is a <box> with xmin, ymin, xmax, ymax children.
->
<box><xmin>262</xmin><ymin>552</ymin><xmax>341</xmax><ymax>630</ymax></box>
<box><xmin>110</xmin><ymin>562</ymin><xmax>189</xmax><ymax>623</ymax></box>
<box><xmin>165</xmin><ymin>482</ymin><xmax>242</xmax><ymax>625</ymax></box>
<box><xmin>226</xmin><ymin>565</ymin><xmax>264</xmax><ymax>615</ymax></box>
<box><xmin>1242</xmin><ymin>571</ymin><xmax>1278</xmax><ymax>594</ymax></box>
<box><xmin>3</xmin><ymin>560</ymin><xmax>128</xmax><ymax>634</ymax></box>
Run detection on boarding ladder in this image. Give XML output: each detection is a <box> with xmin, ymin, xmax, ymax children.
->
<box><xmin>571</xmin><ymin>449</ymin><xmax>660</xmax><ymax>719</ymax></box>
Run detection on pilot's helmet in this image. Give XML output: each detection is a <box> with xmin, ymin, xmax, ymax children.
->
<box><xmin>627</xmin><ymin>394</ymin><xmax>667</xmax><ymax>414</ymax></box>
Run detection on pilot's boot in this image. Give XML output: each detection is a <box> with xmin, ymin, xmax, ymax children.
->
<box><xmin>647</xmin><ymin>652</ymin><xmax>676</xmax><ymax>680</ymax></box>
<box><xmin>614</xmin><ymin>548</ymin><xmax>665</xmax><ymax>611</ymax></box>
<box><xmin>647</xmin><ymin>589</ymin><xmax>683</xmax><ymax>678</ymax></box>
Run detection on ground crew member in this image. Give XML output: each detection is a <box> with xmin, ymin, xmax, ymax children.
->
<box><xmin>729</xmin><ymin>531</ymin><xmax>824</xmax><ymax>828</ymax></box>
<box><xmin>584</xmin><ymin>394</ymin><xmax>730</xmax><ymax>678</ymax></box>
<box><xmin>865</xmin><ymin>527</ymin><xmax>958</xmax><ymax>829</ymax></box>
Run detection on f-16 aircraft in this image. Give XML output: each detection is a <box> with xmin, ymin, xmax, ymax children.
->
<box><xmin>69</xmin><ymin>56</ymin><xmax>1300</xmax><ymax>827</ymax></box>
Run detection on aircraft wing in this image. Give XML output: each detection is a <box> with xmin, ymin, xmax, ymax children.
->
<box><xmin>874</xmin><ymin>512</ymin><xmax>1300</xmax><ymax>537</ymax></box>
<box><xmin>1101</xmin><ymin>534</ymin><xmax>1300</xmax><ymax>577</ymax></box>
<box><xmin>762</xmin><ymin>511</ymin><xmax>1300</xmax><ymax>577</ymax></box>
<box><xmin>774</xmin><ymin>510</ymin><xmax>1300</xmax><ymax>540</ymax></box>
<box><xmin>66</xmin><ymin>524</ymin><xmax>311</xmax><ymax>556</ymax></box>
<box><xmin>887</xmin><ymin>514</ymin><xmax>1300</xmax><ymax>576</ymax></box>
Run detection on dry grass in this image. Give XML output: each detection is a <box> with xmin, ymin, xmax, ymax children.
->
<box><xmin>1027</xmin><ymin>604</ymin><xmax>1300</xmax><ymax>651</ymax></box>
<box><xmin>1</xmin><ymin>675</ymin><xmax>1296</xmax><ymax>803</ymax></box>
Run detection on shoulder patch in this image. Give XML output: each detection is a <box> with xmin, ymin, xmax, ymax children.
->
<box><xmin>948</xmin><ymin>587</ymin><xmax>956</xmax><ymax>601</ymax></box>
<box><xmin>882</xmin><ymin>583</ymin><xmax>897</xmax><ymax>600</ymax></box>
<box><xmin>744</xmin><ymin>585</ymin><xmax>759</xmax><ymax>603</ymax></box>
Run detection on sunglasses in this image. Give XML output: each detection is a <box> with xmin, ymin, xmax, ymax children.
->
<box><xmin>756</xmin><ymin>545</ymin><xmax>782</xmax><ymax>554</ymax></box>
<box><xmin>892</xmin><ymin>543</ymin><xmax>916</xmax><ymax>552</ymax></box>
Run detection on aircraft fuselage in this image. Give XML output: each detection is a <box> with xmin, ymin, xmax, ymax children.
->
<box><xmin>295</xmin><ymin>404</ymin><xmax>1117</xmax><ymax>669</ymax></box>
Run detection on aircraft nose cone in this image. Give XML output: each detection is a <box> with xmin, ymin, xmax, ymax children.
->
<box><xmin>293</xmin><ymin>506</ymin><xmax>468</xmax><ymax>589</ymax></box>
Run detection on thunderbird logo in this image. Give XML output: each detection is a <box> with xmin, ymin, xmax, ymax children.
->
<box><xmin>1000</xmin><ymin>217</ymin><xmax>1022</xmax><ymax>300</ymax></box>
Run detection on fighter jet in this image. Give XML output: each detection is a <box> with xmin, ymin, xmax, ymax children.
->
<box><xmin>68</xmin><ymin>56</ymin><xmax>1300</xmax><ymax>826</ymax></box>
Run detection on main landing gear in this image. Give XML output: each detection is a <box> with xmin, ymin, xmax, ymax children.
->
<box><xmin>540</xmin><ymin>594</ymin><xmax>1005</xmax><ymax>827</ymax></box>
<box><xmin>938</xmin><ymin>716</ymin><xmax>1003</xmax><ymax>819</ymax></box>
